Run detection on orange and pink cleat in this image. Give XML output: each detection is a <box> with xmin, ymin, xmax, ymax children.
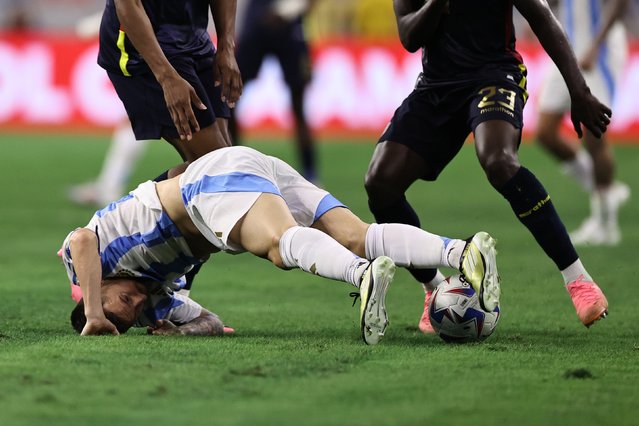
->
<box><xmin>566</xmin><ymin>276</ymin><xmax>608</xmax><ymax>327</ymax></box>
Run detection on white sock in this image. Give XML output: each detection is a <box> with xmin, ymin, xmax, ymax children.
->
<box><xmin>596</xmin><ymin>186</ymin><xmax>620</xmax><ymax>229</ymax></box>
<box><xmin>364</xmin><ymin>223</ymin><xmax>463</xmax><ymax>269</ymax></box>
<box><xmin>279</xmin><ymin>226</ymin><xmax>369</xmax><ymax>287</ymax></box>
<box><xmin>561</xmin><ymin>149</ymin><xmax>594</xmax><ymax>192</ymax></box>
<box><xmin>588</xmin><ymin>190</ymin><xmax>604</xmax><ymax>224</ymax></box>
<box><xmin>96</xmin><ymin>123</ymin><xmax>149</xmax><ymax>200</ymax></box>
<box><xmin>561</xmin><ymin>259</ymin><xmax>592</xmax><ymax>284</ymax></box>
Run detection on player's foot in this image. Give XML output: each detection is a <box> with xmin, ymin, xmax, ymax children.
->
<box><xmin>570</xmin><ymin>218</ymin><xmax>619</xmax><ymax>246</ymax></box>
<box><xmin>566</xmin><ymin>276</ymin><xmax>608</xmax><ymax>327</ymax></box>
<box><xmin>68</xmin><ymin>182</ymin><xmax>121</xmax><ymax>206</ymax></box>
<box><xmin>570</xmin><ymin>182</ymin><xmax>629</xmax><ymax>246</ymax></box>
<box><xmin>418</xmin><ymin>290</ymin><xmax>435</xmax><ymax>334</ymax></box>
<box><xmin>607</xmin><ymin>181</ymin><xmax>631</xmax><ymax>211</ymax></box>
<box><xmin>358</xmin><ymin>256</ymin><xmax>395</xmax><ymax>345</ymax></box>
<box><xmin>68</xmin><ymin>182</ymin><xmax>100</xmax><ymax>206</ymax></box>
<box><xmin>459</xmin><ymin>231</ymin><xmax>500</xmax><ymax>312</ymax></box>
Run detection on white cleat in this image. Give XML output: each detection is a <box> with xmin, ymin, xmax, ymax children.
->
<box><xmin>571</xmin><ymin>181</ymin><xmax>630</xmax><ymax>246</ymax></box>
<box><xmin>68</xmin><ymin>182</ymin><xmax>121</xmax><ymax>207</ymax></box>
<box><xmin>570</xmin><ymin>218</ymin><xmax>620</xmax><ymax>246</ymax></box>
<box><xmin>358</xmin><ymin>256</ymin><xmax>396</xmax><ymax>345</ymax></box>
<box><xmin>460</xmin><ymin>232</ymin><xmax>500</xmax><ymax>312</ymax></box>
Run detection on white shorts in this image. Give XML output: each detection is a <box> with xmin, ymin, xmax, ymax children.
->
<box><xmin>538</xmin><ymin>24</ymin><xmax>627</xmax><ymax>113</ymax></box>
<box><xmin>179</xmin><ymin>146</ymin><xmax>345</xmax><ymax>253</ymax></box>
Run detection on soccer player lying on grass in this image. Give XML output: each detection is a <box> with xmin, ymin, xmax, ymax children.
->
<box><xmin>66</xmin><ymin>274</ymin><xmax>235</xmax><ymax>337</ymax></box>
<box><xmin>61</xmin><ymin>146</ymin><xmax>499</xmax><ymax>345</ymax></box>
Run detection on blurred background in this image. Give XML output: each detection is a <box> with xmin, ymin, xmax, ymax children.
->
<box><xmin>1</xmin><ymin>0</ymin><xmax>638</xmax><ymax>140</ymax></box>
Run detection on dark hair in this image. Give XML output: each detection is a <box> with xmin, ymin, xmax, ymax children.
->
<box><xmin>70</xmin><ymin>299</ymin><xmax>132</xmax><ymax>334</ymax></box>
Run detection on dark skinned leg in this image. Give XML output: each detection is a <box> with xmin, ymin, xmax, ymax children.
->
<box><xmin>163</xmin><ymin>120</ymin><xmax>232</xmax><ymax>177</ymax></box>
<box><xmin>582</xmin><ymin>130</ymin><xmax>614</xmax><ymax>188</ymax></box>
<box><xmin>365</xmin><ymin>141</ymin><xmax>439</xmax><ymax>284</ymax></box>
<box><xmin>537</xmin><ymin>111</ymin><xmax>578</xmax><ymax>162</ymax></box>
<box><xmin>474</xmin><ymin>120</ymin><xmax>578</xmax><ymax>270</ymax></box>
<box><xmin>228</xmin><ymin>107</ymin><xmax>240</xmax><ymax>146</ymax></box>
<box><xmin>290</xmin><ymin>86</ymin><xmax>317</xmax><ymax>181</ymax></box>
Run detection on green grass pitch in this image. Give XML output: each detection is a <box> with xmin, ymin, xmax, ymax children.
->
<box><xmin>0</xmin><ymin>132</ymin><xmax>638</xmax><ymax>426</ymax></box>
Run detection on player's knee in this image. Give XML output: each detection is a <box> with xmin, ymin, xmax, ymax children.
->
<box><xmin>341</xmin><ymin>230</ymin><xmax>366</xmax><ymax>257</ymax></box>
<box><xmin>267</xmin><ymin>233</ymin><xmax>287</xmax><ymax>269</ymax></box>
<box><xmin>480</xmin><ymin>151</ymin><xmax>520</xmax><ymax>188</ymax></box>
<box><xmin>364</xmin><ymin>168</ymin><xmax>393</xmax><ymax>198</ymax></box>
<box><xmin>69</xmin><ymin>228</ymin><xmax>98</xmax><ymax>247</ymax></box>
<box><xmin>536</xmin><ymin>126</ymin><xmax>556</xmax><ymax>148</ymax></box>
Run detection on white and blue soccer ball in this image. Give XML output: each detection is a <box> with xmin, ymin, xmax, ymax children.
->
<box><xmin>429</xmin><ymin>275</ymin><xmax>500</xmax><ymax>343</ymax></box>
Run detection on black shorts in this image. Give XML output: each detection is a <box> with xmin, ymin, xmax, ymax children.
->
<box><xmin>108</xmin><ymin>54</ymin><xmax>230</xmax><ymax>141</ymax></box>
<box><xmin>236</xmin><ymin>24</ymin><xmax>311</xmax><ymax>89</ymax></box>
<box><xmin>379</xmin><ymin>71</ymin><xmax>527</xmax><ymax>180</ymax></box>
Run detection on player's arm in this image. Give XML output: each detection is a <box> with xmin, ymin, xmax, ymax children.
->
<box><xmin>68</xmin><ymin>229</ymin><xmax>119</xmax><ymax>336</ymax></box>
<box><xmin>210</xmin><ymin>0</ymin><xmax>242</xmax><ymax>108</ymax></box>
<box><xmin>147</xmin><ymin>309</ymin><xmax>226</xmax><ymax>336</ymax></box>
<box><xmin>514</xmin><ymin>0</ymin><xmax>611</xmax><ymax>138</ymax></box>
<box><xmin>393</xmin><ymin>0</ymin><xmax>449</xmax><ymax>53</ymax></box>
<box><xmin>580</xmin><ymin>0</ymin><xmax>628</xmax><ymax>70</ymax></box>
<box><xmin>114</xmin><ymin>0</ymin><xmax>206</xmax><ymax>141</ymax></box>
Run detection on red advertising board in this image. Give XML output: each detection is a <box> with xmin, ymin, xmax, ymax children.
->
<box><xmin>1</xmin><ymin>32</ymin><xmax>638</xmax><ymax>140</ymax></box>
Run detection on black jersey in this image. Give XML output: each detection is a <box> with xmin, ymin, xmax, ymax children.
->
<box><xmin>420</xmin><ymin>0</ymin><xmax>523</xmax><ymax>87</ymax></box>
<box><xmin>97</xmin><ymin>0</ymin><xmax>214</xmax><ymax>76</ymax></box>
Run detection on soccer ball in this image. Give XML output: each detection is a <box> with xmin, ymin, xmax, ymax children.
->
<box><xmin>429</xmin><ymin>275</ymin><xmax>500</xmax><ymax>343</ymax></box>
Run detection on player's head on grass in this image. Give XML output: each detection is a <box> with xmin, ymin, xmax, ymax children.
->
<box><xmin>70</xmin><ymin>278</ymin><xmax>150</xmax><ymax>334</ymax></box>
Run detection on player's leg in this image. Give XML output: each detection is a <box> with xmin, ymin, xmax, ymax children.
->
<box><xmin>233</xmin><ymin>193</ymin><xmax>395</xmax><ymax>344</ymax></box>
<box><xmin>315</xmin><ymin>208</ymin><xmax>499</xmax><ymax>310</ymax></box>
<box><xmin>537</xmin><ymin>112</ymin><xmax>578</xmax><ymax>161</ymax></box>
<box><xmin>94</xmin><ymin>122</ymin><xmax>149</xmax><ymax>199</ymax></box>
<box><xmin>365</xmin><ymin>89</ymin><xmax>469</xmax><ymax>331</ymax></box>
<box><xmin>570</xmin><ymin>123</ymin><xmax>630</xmax><ymax>246</ymax></box>
<box><xmin>279</xmin><ymin>29</ymin><xmax>317</xmax><ymax>182</ymax></box>
<box><xmin>69</xmin><ymin>120</ymin><xmax>149</xmax><ymax>206</ymax></box>
<box><xmin>289</xmin><ymin>85</ymin><xmax>317</xmax><ymax>182</ymax></box>
<box><xmin>365</xmin><ymin>144</ymin><xmax>443</xmax><ymax>286</ymax></box>
<box><xmin>163</xmin><ymin>121</ymin><xmax>230</xmax><ymax>164</ymax></box>
<box><xmin>314</xmin><ymin>208</ymin><xmax>467</xmax><ymax>274</ymax></box>
<box><xmin>474</xmin><ymin>118</ymin><xmax>608</xmax><ymax>326</ymax></box>
<box><xmin>231</xmin><ymin>193</ymin><xmax>367</xmax><ymax>285</ymax></box>
<box><xmin>229</xmin><ymin>29</ymin><xmax>266</xmax><ymax>145</ymax></box>
<box><xmin>569</xmin><ymin>28</ymin><xmax>631</xmax><ymax>245</ymax></box>
<box><xmin>536</xmin><ymin>67</ymin><xmax>594</xmax><ymax>192</ymax></box>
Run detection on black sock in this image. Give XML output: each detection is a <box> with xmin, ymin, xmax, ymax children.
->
<box><xmin>368</xmin><ymin>196</ymin><xmax>439</xmax><ymax>283</ymax></box>
<box><xmin>498</xmin><ymin>167</ymin><xmax>577</xmax><ymax>270</ymax></box>
<box><xmin>300</xmin><ymin>146</ymin><xmax>316</xmax><ymax>181</ymax></box>
<box><xmin>184</xmin><ymin>263</ymin><xmax>203</xmax><ymax>291</ymax></box>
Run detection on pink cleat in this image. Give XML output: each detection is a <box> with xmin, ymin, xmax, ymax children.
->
<box><xmin>566</xmin><ymin>276</ymin><xmax>608</xmax><ymax>327</ymax></box>
<box><xmin>418</xmin><ymin>291</ymin><xmax>436</xmax><ymax>334</ymax></box>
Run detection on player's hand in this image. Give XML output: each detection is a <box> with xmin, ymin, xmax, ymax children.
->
<box><xmin>213</xmin><ymin>47</ymin><xmax>243</xmax><ymax>108</ymax></box>
<box><xmin>160</xmin><ymin>73</ymin><xmax>207</xmax><ymax>141</ymax></box>
<box><xmin>147</xmin><ymin>319</ymin><xmax>185</xmax><ymax>336</ymax></box>
<box><xmin>81</xmin><ymin>316</ymin><xmax>119</xmax><ymax>336</ymax></box>
<box><xmin>570</xmin><ymin>89</ymin><xmax>612</xmax><ymax>139</ymax></box>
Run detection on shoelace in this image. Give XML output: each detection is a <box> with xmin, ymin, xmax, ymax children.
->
<box><xmin>349</xmin><ymin>292</ymin><xmax>360</xmax><ymax>307</ymax></box>
<box><xmin>568</xmin><ymin>282</ymin><xmax>601</xmax><ymax>304</ymax></box>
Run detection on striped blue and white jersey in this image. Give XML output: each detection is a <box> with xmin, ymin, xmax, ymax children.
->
<box><xmin>61</xmin><ymin>180</ymin><xmax>205</xmax><ymax>326</ymax></box>
<box><xmin>62</xmin><ymin>180</ymin><xmax>203</xmax><ymax>291</ymax></box>
<box><xmin>557</xmin><ymin>0</ymin><xmax>627</xmax><ymax>57</ymax></box>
